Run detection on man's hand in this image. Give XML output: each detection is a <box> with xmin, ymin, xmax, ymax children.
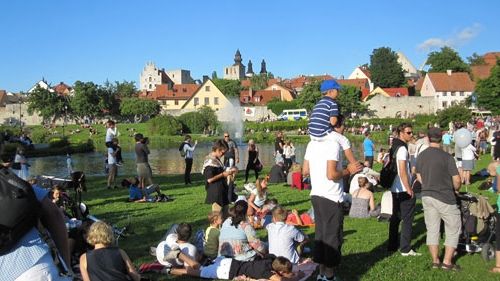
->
<box><xmin>406</xmin><ymin>188</ymin><xmax>414</xmax><ymax>198</ymax></box>
<box><xmin>347</xmin><ymin>162</ymin><xmax>363</xmax><ymax>174</ymax></box>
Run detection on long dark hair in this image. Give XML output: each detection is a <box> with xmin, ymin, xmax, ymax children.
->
<box><xmin>230</xmin><ymin>200</ymin><xmax>248</xmax><ymax>228</ymax></box>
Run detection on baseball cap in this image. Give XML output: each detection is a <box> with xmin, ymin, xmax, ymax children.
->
<box><xmin>427</xmin><ymin>127</ymin><xmax>442</xmax><ymax>142</ymax></box>
<box><xmin>320</xmin><ymin>80</ymin><xmax>342</xmax><ymax>93</ymax></box>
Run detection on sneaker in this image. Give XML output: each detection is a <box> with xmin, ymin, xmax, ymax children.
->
<box><xmin>316</xmin><ymin>275</ymin><xmax>339</xmax><ymax>281</ymax></box>
<box><xmin>401</xmin><ymin>249</ymin><xmax>422</xmax><ymax>256</ymax></box>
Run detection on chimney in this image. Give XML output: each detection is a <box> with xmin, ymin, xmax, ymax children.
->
<box><xmin>203</xmin><ymin>75</ymin><xmax>209</xmax><ymax>83</ymax></box>
<box><xmin>446</xmin><ymin>69</ymin><xmax>452</xmax><ymax>76</ymax></box>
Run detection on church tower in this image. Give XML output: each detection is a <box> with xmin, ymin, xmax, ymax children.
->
<box><xmin>260</xmin><ymin>59</ymin><xmax>267</xmax><ymax>74</ymax></box>
<box><xmin>223</xmin><ymin>49</ymin><xmax>246</xmax><ymax>80</ymax></box>
<box><xmin>246</xmin><ymin>60</ymin><xmax>254</xmax><ymax>77</ymax></box>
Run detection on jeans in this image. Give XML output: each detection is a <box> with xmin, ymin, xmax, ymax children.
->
<box><xmin>184</xmin><ymin>158</ymin><xmax>193</xmax><ymax>184</ymax></box>
<box><xmin>388</xmin><ymin>192</ymin><xmax>416</xmax><ymax>253</ymax></box>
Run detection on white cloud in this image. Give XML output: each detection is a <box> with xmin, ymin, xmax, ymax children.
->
<box><xmin>417</xmin><ymin>23</ymin><xmax>481</xmax><ymax>51</ymax></box>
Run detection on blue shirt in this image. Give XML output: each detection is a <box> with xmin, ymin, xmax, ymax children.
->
<box><xmin>0</xmin><ymin>186</ymin><xmax>51</xmax><ymax>280</ymax></box>
<box><xmin>363</xmin><ymin>138</ymin><xmax>374</xmax><ymax>157</ymax></box>
<box><xmin>129</xmin><ymin>185</ymin><xmax>143</xmax><ymax>200</ymax></box>
<box><xmin>442</xmin><ymin>133</ymin><xmax>452</xmax><ymax>145</ymax></box>
<box><xmin>308</xmin><ymin>96</ymin><xmax>339</xmax><ymax>137</ymax></box>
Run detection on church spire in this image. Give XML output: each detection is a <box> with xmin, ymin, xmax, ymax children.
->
<box><xmin>246</xmin><ymin>60</ymin><xmax>254</xmax><ymax>76</ymax></box>
<box><xmin>260</xmin><ymin>59</ymin><xmax>267</xmax><ymax>74</ymax></box>
<box><xmin>234</xmin><ymin>49</ymin><xmax>242</xmax><ymax>66</ymax></box>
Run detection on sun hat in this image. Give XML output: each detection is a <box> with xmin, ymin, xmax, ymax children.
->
<box><xmin>320</xmin><ymin>79</ymin><xmax>342</xmax><ymax>93</ymax></box>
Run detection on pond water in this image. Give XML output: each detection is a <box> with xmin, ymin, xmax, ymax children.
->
<box><xmin>28</xmin><ymin>141</ymin><xmax>368</xmax><ymax>178</ymax></box>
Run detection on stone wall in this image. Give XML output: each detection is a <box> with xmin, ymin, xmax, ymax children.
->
<box><xmin>365</xmin><ymin>95</ymin><xmax>436</xmax><ymax>118</ymax></box>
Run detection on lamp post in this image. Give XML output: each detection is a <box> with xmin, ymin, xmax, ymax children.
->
<box><xmin>63</xmin><ymin>105</ymin><xmax>68</xmax><ymax>137</ymax></box>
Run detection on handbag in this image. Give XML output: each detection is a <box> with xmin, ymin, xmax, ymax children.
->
<box><xmin>254</xmin><ymin>159</ymin><xmax>263</xmax><ymax>172</ymax></box>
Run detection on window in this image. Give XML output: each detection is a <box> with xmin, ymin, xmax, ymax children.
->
<box><xmin>442</xmin><ymin>92</ymin><xmax>447</xmax><ymax>97</ymax></box>
<box><xmin>226</xmin><ymin>69</ymin><xmax>228</xmax><ymax>75</ymax></box>
<box><xmin>451</xmin><ymin>92</ymin><xmax>456</xmax><ymax>96</ymax></box>
<box><xmin>149</xmin><ymin>77</ymin><xmax>152</xmax><ymax>82</ymax></box>
<box><xmin>194</xmin><ymin>97</ymin><xmax>199</xmax><ymax>106</ymax></box>
<box><xmin>183</xmin><ymin>88</ymin><xmax>187</xmax><ymax>92</ymax></box>
<box><xmin>175</xmin><ymin>100</ymin><xmax>179</xmax><ymax>105</ymax></box>
<box><xmin>204</xmin><ymin>97</ymin><xmax>209</xmax><ymax>105</ymax></box>
<box><xmin>205</xmin><ymin>86</ymin><xmax>210</xmax><ymax>91</ymax></box>
<box><xmin>460</xmin><ymin>91</ymin><xmax>464</xmax><ymax>96</ymax></box>
<box><xmin>162</xmin><ymin>100</ymin><xmax>166</xmax><ymax>105</ymax></box>
<box><xmin>214</xmin><ymin>97</ymin><xmax>219</xmax><ymax>105</ymax></box>
<box><xmin>442</xmin><ymin>101</ymin><xmax>447</xmax><ymax>108</ymax></box>
<box><xmin>149</xmin><ymin>84</ymin><xmax>152</xmax><ymax>89</ymax></box>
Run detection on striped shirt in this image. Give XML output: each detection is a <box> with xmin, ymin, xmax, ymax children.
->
<box><xmin>308</xmin><ymin>96</ymin><xmax>340</xmax><ymax>137</ymax></box>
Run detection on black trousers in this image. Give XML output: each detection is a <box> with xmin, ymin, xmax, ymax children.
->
<box><xmin>184</xmin><ymin>158</ymin><xmax>193</xmax><ymax>184</ymax></box>
<box><xmin>245</xmin><ymin>163</ymin><xmax>259</xmax><ymax>183</ymax></box>
<box><xmin>311</xmin><ymin>196</ymin><xmax>344</xmax><ymax>267</ymax></box>
<box><xmin>388</xmin><ymin>192</ymin><xmax>416</xmax><ymax>253</ymax></box>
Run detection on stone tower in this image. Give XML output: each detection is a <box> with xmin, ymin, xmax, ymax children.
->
<box><xmin>246</xmin><ymin>60</ymin><xmax>254</xmax><ymax>77</ymax></box>
<box><xmin>260</xmin><ymin>59</ymin><xmax>267</xmax><ymax>74</ymax></box>
<box><xmin>223</xmin><ymin>49</ymin><xmax>246</xmax><ymax>80</ymax></box>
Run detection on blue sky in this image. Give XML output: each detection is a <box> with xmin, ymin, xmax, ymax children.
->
<box><xmin>1</xmin><ymin>0</ymin><xmax>499</xmax><ymax>92</ymax></box>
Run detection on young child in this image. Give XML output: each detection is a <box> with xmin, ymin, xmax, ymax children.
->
<box><xmin>105</xmin><ymin>120</ymin><xmax>123</xmax><ymax>165</ymax></box>
<box><xmin>203</xmin><ymin>211</ymin><xmax>222</xmax><ymax>260</ymax></box>
<box><xmin>157</xmin><ymin>223</ymin><xmax>198</xmax><ymax>269</ymax></box>
<box><xmin>247</xmin><ymin>178</ymin><xmax>269</xmax><ymax>224</ymax></box>
<box><xmin>266</xmin><ymin>206</ymin><xmax>308</xmax><ymax>264</ymax></box>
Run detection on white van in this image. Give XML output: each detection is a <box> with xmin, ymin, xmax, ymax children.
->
<box><xmin>277</xmin><ymin>109</ymin><xmax>308</xmax><ymax>121</ymax></box>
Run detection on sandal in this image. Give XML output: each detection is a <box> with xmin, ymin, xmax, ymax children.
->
<box><xmin>441</xmin><ymin>263</ymin><xmax>461</xmax><ymax>271</ymax></box>
<box><xmin>431</xmin><ymin>262</ymin><xmax>441</xmax><ymax>269</ymax></box>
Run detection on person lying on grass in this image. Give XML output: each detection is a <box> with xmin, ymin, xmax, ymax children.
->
<box><xmin>122</xmin><ymin>177</ymin><xmax>165</xmax><ymax>202</ymax></box>
<box><xmin>163</xmin><ymin>246</ymin><xmax>305</xmax><ymax>281</ymax></box>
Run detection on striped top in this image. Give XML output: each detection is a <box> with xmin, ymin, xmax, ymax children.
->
<box><xmin>308</xmin><ymin>96</ymin><xmax>340</xmax><ymax>137</ymax></box>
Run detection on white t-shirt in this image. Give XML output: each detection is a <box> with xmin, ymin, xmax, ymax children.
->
<box><xmin>310</xmin><ymin>131</ymin><xmax>351</xmax><ymax>150</ymax></box>
<box><xmin>107</xmin><ymin>147</ymin><xmax>116</xmax><ymax>165</ymax></box>
<box><xmin>391</xmin><ymin>146</ymin><xmax>411</xmax><ymax>193</ymax></box>
<box><xmin>165</xmin><ymin>233</ymin><xmax>197</xmax><ymax>267</ymax></box>
<box><xmin>266</xmin><ymin>222</ymin><xmax>305</xmax><ymax>264</ymax></box>
<box><xmin>304</xmin><ymin>139</ymin><xmax>344</xmax><ymax>202</ymax></box>
<box><xmin>461</xmin><ymin>144</ymin><xmax>476</xmax><ymax>161</ymax></box>
<box><xmin>105</xmin><ymin>127</ymin><xmax>118</xmax><ymax>142</ymax></box>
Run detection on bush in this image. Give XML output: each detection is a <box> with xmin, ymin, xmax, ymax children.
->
<box><xmin>148</xmin><ymin>115</ymin><xmax>182</xmax><ymax>136</ymax></box>
<box><xmin>178</xmin><ymin>112</ymin><xmax>205</xmax><ymax>134</ymax></box>
<box><xmin>30</xmin><ymin>130</ymin><xmax>49</xmax><ymax>143</ymax></box>
<box><xmin>48</xmin><ymin>136</ymin><xmax>69</xmax><ymax>148</ymax></box>
<box><xmin>437</xmin><ymin>105</ymin><xmax>471</xmax><ymax>128</ymax></box>
<box><xmin>267</xmin><ymin>99</ymin><xmax>300</xmax><ymax>115</ymax></box>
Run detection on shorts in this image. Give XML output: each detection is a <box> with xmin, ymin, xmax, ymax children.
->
<box><xmin>136</xmin><ymin>163</ymin><xmax>152</xmax><ymax>182</ymax></box>
<box><xmin>462</xmin><ymin>160</ymin><xmax>474</xmax><ymax>171</ymax></box>
<box><xmin>200</xmin><ymin>257</ymin><xmax>233</xmax><ymax>279</ymax></box>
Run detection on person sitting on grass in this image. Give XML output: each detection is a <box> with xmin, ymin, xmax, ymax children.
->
<box><xmin>247</xmin><ymin>178</ymin><xmax>269</xmax><ymax>223</ymax></box>
<box><xmin>286</xmin><ymin>208</ymin><xmax>315</xmax><ymax>226</ymax></box>
<box><xmin>163</xmin><ymin>248</ymin><xmax>305</xmax><ymax>281</ymax></box>
<box><xmin>122</xmin><ymin>177</ymin><xmax>165</xmax><ymax>202</ymax></box>
<box><xmin>348</xmin><ymin>177</ymin><xmax>380</xmax><ymax>218</ymax></box>
<box><xmin>266</xmin><ymin>206</ymin><xmax>308</xmax><ymax>264</ymax></box>
<box><xmin>79</xmin><ymin>221</ymin><xmax>141</xmax><ymax>281</ymax></box>
<box><xmin>157</xmin><ymin>223</ymin><xmax>198</xmax><ymax>269</ymax></box>
<box><xmin>203</xmin><ymin>211</ymin><xmax>223</xmax><ymax>260</ymax></box>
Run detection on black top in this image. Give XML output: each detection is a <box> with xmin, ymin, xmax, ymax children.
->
<box><xmin>247</xmin><ymin>149</ymin><xmax>258</xmax><ymax>168</ymax></box>
<box><xmin>204</xmin><ymin>165</ymin><xmax>229</xmax><ymax>207</ymax></box>
<box><xmin>274</xmin><ymin>137</ymin><xmax>284</xmax><ymax>154</ymax></box>
<box><xmin>229</xmin><ymin>256</ymin><xmax>275</xmax><ymax>280</ymax></box>
<box><xmin>86</xmin><ymin>247</ymin><xmax>129</xmax><ymax>281</ymax></box>
<box><xmin>494</xmin><ymin>131</ymin><xmax>500</xmax><ymax>159</ymax></box>
<box><xmin>416</xmin><ymin>147</ymin><xmax>459</xmax><ymax>205</ymax></box>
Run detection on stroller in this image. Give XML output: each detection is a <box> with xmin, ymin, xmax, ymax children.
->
<box><xmin>456</xmin><ymin>192</ymin><xmax>496</xmax><ymax>261</ymax></box>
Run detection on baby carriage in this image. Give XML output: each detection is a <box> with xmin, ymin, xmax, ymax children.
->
<box><xmin>456</xmin><ymin>192</ymin><xmax>496</xmax><ymax>261</ymax></box>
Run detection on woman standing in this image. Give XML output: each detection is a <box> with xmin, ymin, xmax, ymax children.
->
<box><xmin>283</xmin><ymin>141</ymin><xmax>293</xmax><ymax>173</ymax></box>
<box><xmin>245</xmin><ymin>139</ymin><xmax>260</xmax><ymax>183</ymax></box>
<box><xmin>461</xmin><ymin>143</ymin><xmax>477</xmax><ymax>185</ymax></box>
<box><xmin>202</xmin><ymin>140</ymin><xmax>236</xmax><ymax>217</ymax></box>
<box><xmin>14</xmin><ymin>147</ymin><xmax>29</xmax><ymax>180</ymax></box>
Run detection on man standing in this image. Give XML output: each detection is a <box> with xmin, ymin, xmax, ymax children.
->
<box><xmin>302</xmin><ymin>118</ymin><xmax>360</xmax><ymax>281</ymax></box>
<box><xmin>135</xmin><ymin>133</ymin><xmax>152</xmax><ymax>188</ymax></box>
<box><xmin>363</xmin><ymin>132</ymin><xmax>375</xmax><ymax>168</ymax></box>
<box><xmin>416</xmin><ymin>127</ymin><xmax>462</xmax><ymax>270</ymax></box>
<box><xmin>182</xmin><ymin>135</ymin><xmax>197</xmax><ymax>185</ymax></box>
<box><xmin>388</xmin><ymin>123</ymin><xmax>420</xmax><ymax>256</ymax></box>
<box><xmin>223</xmin><ymin>132</ymin><xmax>238</xmax><ymax>168</ymax></box>
<box><xmin>442</xmin><ymin>131</ymin><xmax>452</xmax><ymax>154</ymax></box>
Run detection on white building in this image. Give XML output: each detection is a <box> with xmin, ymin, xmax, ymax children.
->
<box><xmin>139</xmin><ymin>62</ymin><xmax>173</xmax><ymax>91</ymax></box>
<box><xmin>420</xmin><ymin>70</ymin><xmax>475</xmax><ymax>111</ymax></box>
<box><xmin>397</xmin><ymin>51</ymin><xmax>418</xmax><ymax>78</ymax></box>
<box><xmin>223</xmin><ymin>49</ymin><xmax>246</xmax><ymax>80</ymax></box>
<box><xmin>165</xmin><ymin>69</ymin><xmax>193</xmax><ymax>85</ymax></box>
<box><xmin>348</xmin><ymin>66</ymin><xmax>374</xmax><ymax>91</ymax></box>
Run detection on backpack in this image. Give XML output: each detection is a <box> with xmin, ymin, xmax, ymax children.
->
<box><xmin>379</xmin><ymin>143</ymin><xmax>404</xmax><ymax>189</ymax></box>
<box><xmin>179</xmin><ymin>142</ymin><xmax>187</xmax><ymax>158</ymax></box>
<box><xmin>0</xmin><ymin>167</ymin><xmax>41</xmax><ymax>254</ymax></box>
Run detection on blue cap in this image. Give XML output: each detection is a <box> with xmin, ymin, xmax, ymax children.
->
<box><xmin>320</xmin><ymin>80</ymin><xmax>342</xmax><ymax>93</ymax></box>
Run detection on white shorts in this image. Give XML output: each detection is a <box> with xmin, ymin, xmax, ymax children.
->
<box><xmin>200</xmin><ymin>257</ymin><xmax>233</xmax><ymax>280</ymax></box>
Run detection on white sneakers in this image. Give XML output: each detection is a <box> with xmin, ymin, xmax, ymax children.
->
<box><xmin>401</xmin><ymin>249</ymin><xmax>422</xmax><ymax>256</ymax></box>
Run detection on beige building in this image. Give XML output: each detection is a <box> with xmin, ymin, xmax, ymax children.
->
<box><xmin>420</xmin><ymin>71</ymin><xmax>475</xmax><ymax>111</ymax></box>
<box><xmin>139</xmin><ymin>62</ymin><xmax>173</xmax><ymax>91</ymax></box>
<box><xmin>264</xmin><ymin>83</ymin><xmax>295</xmax><ymax>101</ymax></box>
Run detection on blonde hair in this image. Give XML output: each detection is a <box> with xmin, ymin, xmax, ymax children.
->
<box><xmin>86</xmin><ymin>221</ymin><xmax>115</xmax><ymax>246</ymax></box>
<box><xmin>255</xmin><ymin>178</ymin><xmax>267</xmax><ymax>198</ymax></box>
<box><xmin>207</xmin><ymin>211</ymin><xmax>221</xmax><ymax>224</ymax></box>
<box><xmin>272</xmin><ymin>206</ymin><xmax>287</xmax><ymax>222</ymax></box>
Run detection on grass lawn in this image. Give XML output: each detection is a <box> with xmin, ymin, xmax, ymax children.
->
<box><xmin>80</xmin><ymin>155</ymin><xmax>498</xmax><ymax>281</ymax></box>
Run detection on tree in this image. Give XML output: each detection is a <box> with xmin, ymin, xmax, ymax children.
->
<box><xmin>197</xmin><ymin>106</ymin><xmax>219</xmax><ymax>130</ymax></box>
<box><xmin>248</xmin><ymin>73</ymin><xmax>273</xmax><ymax>90</ymax></box>
<box><xmin>212</xmin><ymin>79</ymin><xmax>242</xmax><ymax>97</ymax></box>
<box><xmin>267</xmin><ymin>98</ymin><xmax>300</xmax><ymax>115</ymax></box>
<box><xmin>337</xmin><ymin>85</ymin><xmax>368</xmax><ymax>117</ymax></box>
<box><xmin>437</xmin><ymin>104</ymin><xmax>471</xmax><ymax>128</ymax></box>
<box><xmin>71</xmin><ymin>81</ymin><xmax>105</xmax><ymax>121</ymax></box>
<box><xmin>474</xmin><ymin>60</ymin><xmax>500</xmax><ymax>114</ymax></box>
<box><xmin>115</xmin><ymin>80</ymin><xmax>138</xmax><ymax>98</ymax></box>
<box><xmin>369</xmin><ymin>47</ymin><xmax>405</xmax><ymax>88</ymax></box>
<box><xmin>177</xmin><ymin>111</ymin><xmax>206</xmax><ymax>133</ymax></box>
<box><xmin>26</xmin><ymin>86</ymin><xmax>67</xmax><ymax>124</ymax></box>
<box><xmin>295</xmin><ymin>80</ymin><xmax>322</xmax><ymax>112</ymax></box>
<box><xmin>119</xmin><ymin>97</ymin><xmax>160</xmax><ymax>123</ymax></box>
<box><xmin>148</xmin><ymin>114</ymin><xmax>182</xmax><ymax>135</ymax></box>
<box><xmin>467</xmin><ymin>52</ymin><xmax>486</xmax><ymax>66</ymax></box>
<box><xmin>427</xmin><ymin>46</ymin><xmax>470</xmax><ymax>73</ymax></box>
<box><xmin>211</xmin><ymin>71</ymin><xmax>218</xmax><ymax>80</ymax></box>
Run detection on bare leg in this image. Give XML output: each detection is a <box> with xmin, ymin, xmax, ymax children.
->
<box><xmin>428</xmin><ymin>245</ymin><xmax>440</xmax><ymax>264</ymax></box>
<box><xmin>442</xmin><ymin>246</ymin><xmax>455</xmax><ymax>266</ymax></box>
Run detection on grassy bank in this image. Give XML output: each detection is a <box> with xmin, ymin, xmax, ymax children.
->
<box><xmin>78</xmin><ymin>154</ymin><xmax>498</xmax><ymax>281</ymax></box>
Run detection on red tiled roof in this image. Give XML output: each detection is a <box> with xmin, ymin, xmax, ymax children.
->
<box><xmin>241</xmin><ymin>79</ymin><xmax>251</xmax><ymax>88</ymax></box>
<box><xmin>382</xmin><ymin>87</ymin><xmax>409</xmax><ymax>97</ymax></box>
<box><xmin>282</xmin><ymin>75</ymin><xmax>334</xmax><ymax>90</ymax></box>
<box><xmin>337</xmin><ymin>78</ymin><xmax>369</xmax><ymax>90</ymax></box>
<box><xmin>53</xmin><ymin>82</ymin><xmax>71</xmax><ymax>95</ymax></box>
<box><xmin>427</xmin><ymin>72</ymin><xmax>475</xmax><ymax>92</ymax></box>
<box><xmin>359</xmin><ymin>67</ymin><xmax>371</xmax><ymax>79</ymax></box>
<box><xmin>415</xmin><ymin>77</ymin><xmax>424</xmax><ymax>91</ymax></box>
<box><xmin>240</xmin><ymin>89</ymin><xmax>281</xmax><ymax>106</ymax></box>
<box><xmin>471</xmin><ymin>65</ymin><xmax>494</xmax><ymax>81</ymax></box>
<box><xmin>361</xmin><ymin>88</ymin><xmax>370</xmax><ymax>100</ymax></box>
<box><xmin>241</xmin><ymin>78</ymin><xmax>281</xmax><ymax>89</ymax></box>
<box><xmin>139</xmin><ymin>84</ymin><xmax>200</xmax><ymax>100</ymax></box>
<box><xmin>484</xmin><ymin>52</ymin><xmax>500</xmax><ymax>65</ymax></box>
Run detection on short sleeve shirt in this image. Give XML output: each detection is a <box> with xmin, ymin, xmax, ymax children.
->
<box><xmin>308</xmin><ymin>96</ymin><xmax>339</xmax><ymax>137</ymax></box>
<box><xmin>266</xmin><ymin>222</ymin><xmax>305</xmax><ymax>263</ymax></box>
<box><xmin>391</xmin><ymin>146</ymin><xmax>411</xmax><ymax>193</ymax></box>
<box><xmin>363</xmin><ymin>138</ymin><xmax>374</xmax><ymax>157</ymax></box>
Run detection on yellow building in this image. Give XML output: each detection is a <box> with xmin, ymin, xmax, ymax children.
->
<box><xmin>264</xmin><ymin>83</ymin><xmax>295</xmax><ymax>101</ymax></box>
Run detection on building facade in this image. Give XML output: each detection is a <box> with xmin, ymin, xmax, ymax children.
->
<box><xmin>420</xmin><ymin>71</ymin><xmax>475</xmax><ymax>111</ymax></box>
<box><xmin>139</xmin><ymin>62</ymin><xmax>173</xmax><ymax>91</ymax></box>
<box><xmin>224</xmin><ymin>49</ymin><xmax>246</xmax><ymax>80</ymax></box>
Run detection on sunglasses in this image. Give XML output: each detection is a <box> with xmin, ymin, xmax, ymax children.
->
<box><xmin>224</xmin><ymin>135</ymin><xmax>229</xmax><ymax>138</ymax></box>
<box><xmin>405</xmin><ymin>131</ymin><xmax>413</xmax><ymax>135</ymax></box>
